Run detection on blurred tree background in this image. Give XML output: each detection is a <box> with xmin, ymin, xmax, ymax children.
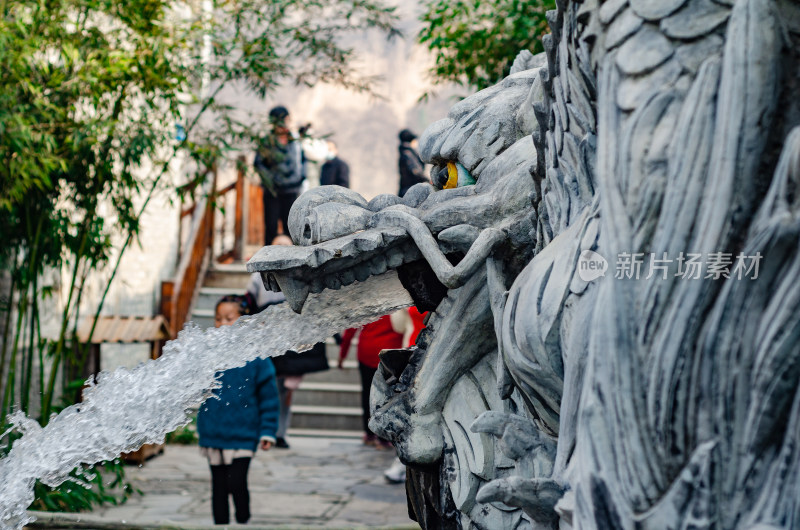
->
<box><xmin>418</xmin><ymin>0</ymin><xmax>554</xmax><ymax>91</ymax></box>
<box><xmin>0</xmin><ymin>0</ymin><xmax>397</xmax><ymax>512</ymax></box>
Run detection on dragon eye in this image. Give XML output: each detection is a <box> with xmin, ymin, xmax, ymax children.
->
<box><xmin>443</xmin><ymin>161</ymin><xmax>476</xmax><ymax>189</ymax></box>
<box><xmin>434</xmin><ymin>161</ymin><xmax>477</xmax><ymax>190</ymax></box>
<box><xmin>433</xmin><ymin>165</ymin><xmax>449</xmax><ymax>189</ymax></box>
<box><xmin>444</xmin><ymin>162</ymin><xmax>459</xmax><ymax>189</ymax></box>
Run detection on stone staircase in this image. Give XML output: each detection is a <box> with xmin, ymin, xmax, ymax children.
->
<box><xmin>190</xmin><ymin>263</ymin><xmax>364</xmax><ymax>438</ymax></box>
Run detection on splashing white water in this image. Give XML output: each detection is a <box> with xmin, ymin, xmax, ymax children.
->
<box><xmin>0</xmin><ymin>272</ymin><xmax>412</xmax><ymax>529</ymax></box>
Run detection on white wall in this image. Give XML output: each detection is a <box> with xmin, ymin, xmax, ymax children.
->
<box><xmin>73</xmin><ymin>157</ymin><xmax>183</xmax><ymax>322</ymax></box>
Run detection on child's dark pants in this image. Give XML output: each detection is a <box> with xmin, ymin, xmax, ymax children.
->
<box><xmin>209</xmin><ymin>457</ymin><xmax>251</xmax><ymax>524</ymax></box>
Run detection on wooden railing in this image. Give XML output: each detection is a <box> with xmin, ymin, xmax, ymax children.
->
<box><xmin>161</xmin><ymin>170</ymin><xmax>216</xmax><ymax>337</ymax></box>
<box><xmin>248</xmin><ymin>183</ymin><xmax>265</xmax><ymax>247</ymax></box>
<box><xmin>215</xmin><ymin>157</ymin><xmax>246</xmax><ymax>263</ymax></box>
<box><xmin>160</xmin><ymin>158</ymin><xmax>253</xmax><ymax>337</ymax></box>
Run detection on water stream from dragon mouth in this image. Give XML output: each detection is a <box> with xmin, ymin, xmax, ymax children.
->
<box><xmin>0</xmin><ymin>272</ymin><xmax>413</xmax><ymax>529</ymax></box>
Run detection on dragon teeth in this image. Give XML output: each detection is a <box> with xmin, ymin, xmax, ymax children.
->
<box><xmin>354</xmin><ymin>264</ymin><xmax>371</xmax><ymax>283</ymax></box>
<box><xmin>324</xmin><ymin>275</ymin><xmax>343</xmax><ymax>290</ymax></box>
<box><xmin>273</xmin><ymin>275</ymin><xmax>310</xmax><ymax>314</ymax></box>
<box><xmin>309</xmin><ymin>276</ymin><xmax>325</xmax><ymax>295</ymax></box>
<box><xmin>340</xmin><ymin>269</ymin><xmax>356</xmax><ymax>286</ymax></box>
<box><xmin>370</xmin><ymin>255</ymin><xmax>389</xmax><ymax>275</ymax></box>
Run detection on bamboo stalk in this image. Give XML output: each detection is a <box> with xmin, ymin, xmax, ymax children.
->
<box><xmin>22</xmin><ymin>214</ymin><xmax>44</xmax><ymax>414</ymax></box>
<box><xmin>70</xmin><ymin>263</ymin><xmax>94</xmax><ymax>388</ymax></box>
<box><xmin>36</xmin><ymin>294</ymin><xmax>44</xmax><ymax>418</ymax></box>
<box><xmin>20</xmin><ymin>284</ymin><xmax>37</xmax><ymax>414</ymax></box>
<box><xmin>0</xmin><ymin>248</ymin><xmax>17</xmax><ymax>424</ymax></box>
<box><xmin>41</xmin><ymin>242</ymin><xmax>86</xmax><ymax>421</ymax></box>
<box><xmin>23</xmin><ymin>273</ymin><xmax>40</xmax><ymax>414</ymax></box>
<box><xmin>2</xmin><ymin>291</ymin><xmax>27</xmax><ymax>418</ymax></box>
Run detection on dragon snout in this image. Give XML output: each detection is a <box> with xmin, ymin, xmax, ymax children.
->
<box><xmin>287</xmin><ymin>185</ymin><xmax>372</xmax><ymax>245</ymax></box>
<box><xmin>299</xmin><ymin>203</ymin><xmax>373</xmax><ymax>245</ymax></box>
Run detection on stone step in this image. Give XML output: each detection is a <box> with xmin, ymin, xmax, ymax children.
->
<box><xmin>325</xmin><ymin>340</ymin><xmax>336</xmax><ymax>359</ymax></box>
<box><xmin>282</xmin><ymin>361</ymin><xmax>363</xmax><ymax>431</ymax></box>
<box><xmin>286</xmin><ymin>428</ymin><xmax>362</xmax><ymax>439</ymax></box>
<box><xmin>304</xmin><ymin>360</ymin><xmax>360</xmax><ymax>384</ymax></box>
<box><xmin>189</xmin><ymin>308</ymin><xmax>215</xmax><ymax>330</ymax></box>
<box><xmin>203</xmin><ymin>264</ymin><xmax>251</xmax><ymax>288</ymax></box>
<box><xmin>289</xmin><ymin>405</ymin><xmax>363</xmax><ymax>431</ymax></box>
<box><xmin>293</xmin><ymin>382</ymin><xmax>362</xmax><ymax>408</ymax></box>
<box><xmin>195</xmin><ymin>286</ymin><xmax>247</xmax><ymax>311</ymax></box>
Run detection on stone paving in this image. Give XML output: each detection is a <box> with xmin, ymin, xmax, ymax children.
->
<box><xmin>43</xmin><ymin>437</ymin><xmax>419</xmax><ymax>529</ymax></box>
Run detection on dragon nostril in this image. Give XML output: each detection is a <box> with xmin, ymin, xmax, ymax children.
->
<box><xmin>304</xmin><ymin>223</ymin><xmax>311</xmax><ymax>240</ymax></box>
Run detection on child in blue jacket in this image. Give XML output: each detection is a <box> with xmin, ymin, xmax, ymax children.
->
<box><xmin>197</xmin><ymin>295</ymin><xmax>280</xmax><ymax>525</ymax></box>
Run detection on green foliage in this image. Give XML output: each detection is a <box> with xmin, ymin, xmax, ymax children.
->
<box><xmin>31</xmin><ymin>460</ymin><xmax>140</xmax><ymax>513</ymax></box>
<box><xmin>0</xmin><ymin>429</ymin><xmax>139</xmax><ymax>513</ymax></box>
<box><xmin>165</xmin><ymin>414</ymin><xmax>198</xmax><ymax>445</ymax></box>
<box><xmin>0</xmin><ymin>0</ymin><xmax>198</xmax><ymax>436</ymax></box>
<box><xmin>418</xmin><ymin>0</ymin><xmax>554</xmax><ymax>91</ymax></box>
<box><xmin>0</xmin><ymin>0</ymin><xmax>398</xmax><ymax>514</ymax></box>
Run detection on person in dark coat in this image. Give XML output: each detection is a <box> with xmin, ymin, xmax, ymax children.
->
<box><xmin>397</xmin><ymin>129</ymin><xmax>429</xmax><ymax>197</ymax></box>
<box><xmin>319</xmin><ymin>141</ymin><xmax>350</xmax><ymax>188</ymax></box>
<box><xmin>254</xmin><ymin>106</ymin><xmax>305</xmax><ymax>244</ymax></box>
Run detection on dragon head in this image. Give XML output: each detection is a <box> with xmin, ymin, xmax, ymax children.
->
<box><xmin>248</xmin><ymin>64</ymin><xmax>543</xmax><ymax>315</ymax></box>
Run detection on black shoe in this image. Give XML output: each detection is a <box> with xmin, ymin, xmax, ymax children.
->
<box><xmin>275</xmin><ymin>437</ymin><xmax>290</xmax><ymax>449</ymax></box>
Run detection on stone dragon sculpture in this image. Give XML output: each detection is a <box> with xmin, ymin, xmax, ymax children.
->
<box><xmin>248</xmin><ymin>0</ymin><xmax>800</xmax><ymax>527</ymax></box>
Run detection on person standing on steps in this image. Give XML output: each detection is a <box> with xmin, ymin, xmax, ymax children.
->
<box><xmin>299</xmin><ymin>123</ymin><xmax>329</xmax><ymax>191</ymax></box>
<box><xmin>197</xmin><ymin>295</ymin><xmax>280</xmax><ymax>525</ymax></box>
<box><xmin>397</xmin><ymin>129</ymin><xmax>428</xmax><ymax>197</ymax></box>
<box><xmin>254</xmin><ymin>106</ymin><xmax>305</xmax><ymax>245</ymax></box>
<box><xmin>319</xmin><ymin>140</ymin><xmax>350</xmax><ymax>188</ymax></box>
